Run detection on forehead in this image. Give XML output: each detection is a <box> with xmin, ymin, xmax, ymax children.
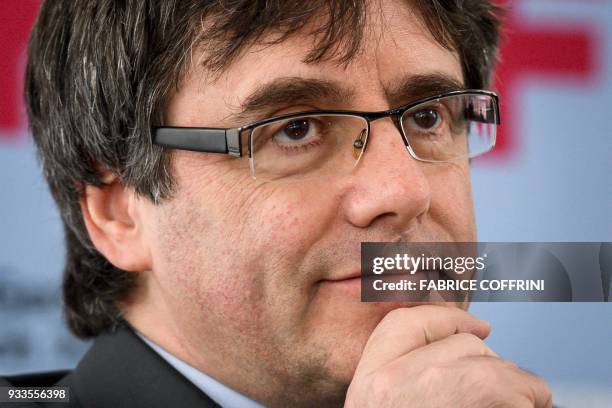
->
<box><xmin>168</xmin><ymin>0</ymin><xmax>462</xmax><ymax>124</ymax></box>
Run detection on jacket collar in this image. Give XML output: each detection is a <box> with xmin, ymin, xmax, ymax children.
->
<box><xmin>67</xmin><ymin>322</ymin><xmax>219</xmax><ymax>408</ymax></box>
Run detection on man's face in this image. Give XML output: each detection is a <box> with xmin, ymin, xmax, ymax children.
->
<box><xmin>138</xmin><ymin>0</ymin><xmax>475</xmax><ymax>404</ymax></box>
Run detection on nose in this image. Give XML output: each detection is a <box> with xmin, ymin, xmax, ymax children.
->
<box><xmin>342</xmin><ymin>119</ymin><xmax>431</xmax><ymax>231</ymax></box>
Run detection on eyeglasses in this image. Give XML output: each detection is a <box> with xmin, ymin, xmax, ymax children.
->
<box><xmin>152</xmin><ymin>89</ymin><xmax>500</xmax><ymax>181</ymax></box>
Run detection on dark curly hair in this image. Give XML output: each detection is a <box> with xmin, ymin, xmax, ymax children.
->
<box><xmin>25</xmin><ymin>0</ymin><xmax>503</xmax><ymax>338</ymax></box>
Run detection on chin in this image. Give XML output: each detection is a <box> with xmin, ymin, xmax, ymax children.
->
<box><xmin>327</xmin><ymin>336</ymin><xmax>368</xmax><ymax>382</ymax></box>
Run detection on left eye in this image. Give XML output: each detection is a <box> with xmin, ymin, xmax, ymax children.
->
<box><xmin>273</xmin><ymin>119</ymin><xmax>318</xmax><ymax>143</ymax></box>
<box><xmin>407</xmin><ymin>108</ymin><xmax>442</xmax><ymax>130</ymax></box>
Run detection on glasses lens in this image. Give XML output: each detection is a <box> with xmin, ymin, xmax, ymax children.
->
<box><xmin>400</xmin><ymin>93</ymin><xmax>498</xmax><ymax>162</ymax></box>
<box><xmin>250</xmin><ymin>114</ymin><xmax>368</xmax><ymax>181</ymax></box>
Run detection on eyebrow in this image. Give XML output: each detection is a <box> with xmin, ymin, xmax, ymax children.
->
<box><xmin>385</xmin><ymin>73</ymin><xmax>466</xmax><ymax>107</ymax></box>
<box><xmin>235</xmin><ymin>72</ymin><xmax>465</xmax><ymax>121</ymax></box>
<box><xmin>238</xmin><ymin>77</ymin><xmax>354</xmax><ymax>119</ymax></box>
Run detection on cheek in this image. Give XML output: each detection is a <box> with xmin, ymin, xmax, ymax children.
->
<box><xmin>254</xmin><ymin>186</ymin><xmax>333</xmax><ymax>250</ymax></box>
<box><xmin>148</xmin><ymin>157</ymin><xmax>266</xmax><ymax>323</ymax></box>
<box><xmin>425</xmin><ymin>162</ymin><xmax>475</xmax><ymax>240</ymax></box>
<box><xmin>151</xmin><ymin>157</ymin><xmax>339</xmax><ymax>330</ymax></box>
<box><xmin>229</xmin><ymin>183</ymin><xmax>340</xmax><ymax>314</ymax></box>
<box><xmin>151</xmin><ymin>192</ymin><xmax>270</xmax><ymax>340</ymax></box>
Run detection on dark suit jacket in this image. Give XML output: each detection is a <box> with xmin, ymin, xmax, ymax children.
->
<box><xmin>1</xmin><ymin>324</ymin><xmax>221</xmax><ymax>407</ymax></box>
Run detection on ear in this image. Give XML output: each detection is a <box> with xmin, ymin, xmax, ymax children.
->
<box><xmin>80</xmin><ymin>172</ymin><xmax>152</xmax><ymax>272</ymax></box>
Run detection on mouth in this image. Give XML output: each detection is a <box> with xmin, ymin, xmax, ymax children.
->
<box><xmin>318</xmin><ymin>267</ymin><xmax>454</xmax><ymax>297</ymax></box>
<box><xmin>324</xmin><ymin>267</ymin><xmax>448</xmax><ymax>281</ymax></box>
<box><xmin>317</xmin><ymin>269</ymin><xmax>362</xmax><ymax>294</ymax></box>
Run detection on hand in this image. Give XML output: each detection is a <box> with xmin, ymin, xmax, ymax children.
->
<box><xmin>345</xmin><ymin>306</ymin><xmax>552</xmax><ymax>408</ymax></box>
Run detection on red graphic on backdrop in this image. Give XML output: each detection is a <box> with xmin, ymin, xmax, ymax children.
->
<box><xmin>0</xmin><ymin>0</ymin><xmax>601</xmax><ymax>161</ymax></box>
<box><xmin>0</xmin><ymin>0</ymin><xmax>39</xmax><ymax>136</ymax></box>
<box><xmin>493</xmin><ymin>10</ymin><xmax>597</xmax><ymax>158</ymax></box>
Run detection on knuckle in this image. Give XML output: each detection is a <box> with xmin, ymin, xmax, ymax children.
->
<box><xmin>465</xmin><ymin>375</ymin><xmax>516</xmax><ymax>408</ymax></box>
<box><xmin>531</xmin><ymin>375</ymin><xmax>553</xmax><ymax>404</ymax></box>
<box><xmin>498</xmin><ymin>396</ymin><xmax>537</xmax><ymax>408</ymax></box>
<box><xmin>498</xmin><ymin>358</ymin><xmax>519</xmax><ymax>369</ymax></box>
<box><xmin>452</xmin><ymin>331</ymin><xmax>485</xmax><ymax>348</ymax></box>
<box><xmin>418</xmin><ymin>361</ymin><xmax>458</xmax><ymax>389</ymax></box>
<box><xmin>420</xmin><ymin>364</ymin><xmax>444</xmax><ymax>385</ymax></box>
<box><xmin>469</xmin><ymin>362</ymin><xmax>499</xmax><ymax>387</ymax></box>
<box><xmin>451</xmin><ymin>332</ymin><xmax>496</xmax><ymax>357</ymax></box>
<box><xmin>368</xmin><ymin>368</ymin><xmax>400</xmax><ymax>405</ymax></box>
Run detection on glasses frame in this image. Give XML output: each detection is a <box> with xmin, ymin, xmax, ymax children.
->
<box><xmin>152</xmin><ymin>89</ymin><xmax>500</xmax><ymax>165</ymax></box>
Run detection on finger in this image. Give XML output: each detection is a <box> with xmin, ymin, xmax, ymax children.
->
<box><xmin>454</xmin><ymin>356</ymin><xmax>552</xmax><ymax>408</ymax></box>
<box><xmin>402</xmin><ymin>332</ymin><xmax>498</xmax><ymax>369</ymax></box>
<box><xmin>508</xmin><ymin>365</ymin><xmax>553</xmax><ymax>408</ymax></box>
<box><xmin>357</xmin><ymin>305</ymin><xmax>491</xmax><ymax>375</ymax></box>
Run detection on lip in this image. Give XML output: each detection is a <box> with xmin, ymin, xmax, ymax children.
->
<box><xmin>320</xmin><ymin>267</ymin><xmax>448</xmax><ymax>282</ymax></box>
<box><xmin>318</xmin><ymin>276</ymin><xmax>362</xmax><ymax>295</ymax></box>
<box><xmin>317</xmin><ymin>269</ymin><xmax>363</xmax><ymax>294</ymax></box>
<box><xmin>317</xmin><ymin>267</ymin><xmax>450</xmax><ymax>296</ymax></box>
<box><xmin>323</xmin><ymin>269</ymin><xmax>362</xmax><ymax>282</ymax></box>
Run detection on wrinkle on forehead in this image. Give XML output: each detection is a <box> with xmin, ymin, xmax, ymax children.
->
<box><xmin>190</xmin><ymin>0</ymin><xmax>454</xmax><ymax>82</ymax></box>
<box><xmin>172</xmin><ymin>0</ymin><xmax>462</xmax><ymax>127</ymax></box>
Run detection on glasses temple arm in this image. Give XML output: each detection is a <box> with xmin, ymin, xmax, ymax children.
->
<box><xmin>152</xmin><ymin>127</ymin><xmax>242</xmax><ymax>157</ymax></box>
